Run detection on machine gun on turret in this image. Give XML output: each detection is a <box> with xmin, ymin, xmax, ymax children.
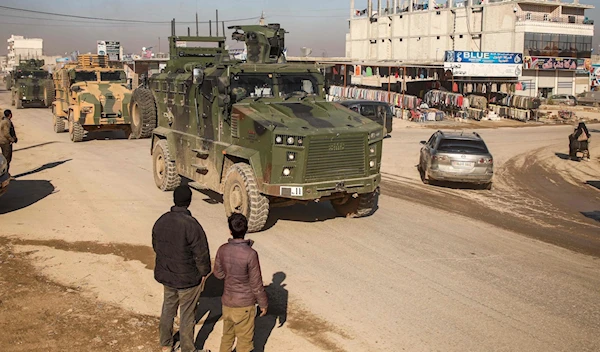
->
<box><xmin>228</xmin><ymin>24</ymin><xmax>287</xmax><ymax>64</ymax></box>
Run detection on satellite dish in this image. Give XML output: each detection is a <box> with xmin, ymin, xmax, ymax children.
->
<box><xmin>301</xmin><ymin>47</ymin><xmax>312</xmax><ymax>57</ymax></box>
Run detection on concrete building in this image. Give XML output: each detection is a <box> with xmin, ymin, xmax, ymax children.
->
<box><xmin>7</xmin><ymin>35</ymin><xmax>44</xmax><ymax>70</ymax></box>
<box><xmin>346</xmin><ymin>0</ymin><xmax>594</xmax><ymax>97</ymax></box>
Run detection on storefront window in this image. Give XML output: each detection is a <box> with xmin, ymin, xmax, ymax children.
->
<box><xmin>523</xmin><ymin>32</ymin><xmax>592</xmax><ymax>58</ymax></box>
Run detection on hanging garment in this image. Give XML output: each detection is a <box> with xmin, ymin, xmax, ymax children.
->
<box><xmin>452</xmin><ymin>83</ymin><xmax>458</xmax><ymax>92</ymax></box>
<box><xmin>366</xmin><ymin>67</ymin><xmax>373</xmax><ymax>76</ymax></box>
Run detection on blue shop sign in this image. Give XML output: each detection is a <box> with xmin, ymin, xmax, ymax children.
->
<box><xmin>445</xmin><ymin>51</ymin><xmax>523</xmax><ymax>64</ymax></box>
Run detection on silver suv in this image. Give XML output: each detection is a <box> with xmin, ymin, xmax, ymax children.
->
<box><xmin>419</xmin><ymin>131</ymin><xmax>494</xmax><ymax>189</ymax></box>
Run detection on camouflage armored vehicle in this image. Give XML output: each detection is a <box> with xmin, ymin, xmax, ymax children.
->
<box><xmin>135</xmin><ymin>20</ymin><xmax>383</xmax><ymax>232</ymax></box>
<box><xmin>8</xmin><ymin>59</ymin><xmax>54</xmax><ymax>109</ymax></box>
<box><xmin>52</xmin><ymin>55</ymin><xmax>149</xmax><ymax>142</ymax></box>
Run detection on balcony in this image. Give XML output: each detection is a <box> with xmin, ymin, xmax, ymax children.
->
<box><xmin>517</xmin><ymin>13</ymin><xmax>593</xmax><ymax>25</ymax></box>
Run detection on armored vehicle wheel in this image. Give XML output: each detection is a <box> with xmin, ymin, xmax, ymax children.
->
<box><xmin>331</xmin><ymin>188</ymin><xmax>379</xmax><ymax>218</ymax></box>
<box><xmin>223</xmin><ymin>163</ymin><xmax>269</xmax><ymax>233</ymax></box>
<box><xmin>68</xmin><ymin>113</ymin><xmax>84</xmax><ymax>142</ymax></box>
<box><xmin>130</xmin><ymin>88</ymin><xmax>157</xmax><ymax>139</ymax></box>
<box><xmin>152</xmin><ymin>139</ymin><xmax>181</xmax><ymax>191</ymax></box>
<box><xmin>44</xmin><ymin>81</ymin><xmax>55</xmax><ymax>108</ymax></box>
<box><xmin>53</xmin><ymin>115</ymin><xmax>65</xmax><ymax>133</ymax></box>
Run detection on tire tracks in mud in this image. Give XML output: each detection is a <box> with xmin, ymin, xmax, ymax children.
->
<box><xmin>380</xmin><ymin>147</ymin><xmax>600</xmax><ymax>258</ymax></box>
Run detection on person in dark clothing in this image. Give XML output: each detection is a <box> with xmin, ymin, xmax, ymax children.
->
<box><xmin>569</xmin><ymin>122</ymin><xmax>591</xmax><ymax>160</ymax></box>
<box><xmin>152</xmin><ymin>185</ymin><xmax>212</xmax><ymax>352</ymax></box>
<box><xmin>214</xmin><ymin>214</ymin><xmax>268</xmax><ymax>352</ymax></box>
<box><xmin>0</xmin><ymin>109</ymin><xmax>17</xmax><ymax>177</ymax></box>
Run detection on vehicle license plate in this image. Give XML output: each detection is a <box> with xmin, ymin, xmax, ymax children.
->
<box><xmin>453</xmin><ymin>161</ymin><xmax>474</xmax><ymax>168</ymax></box>
<box><xmin>280</xmin><ymin>186</ymin><xmax>303</xmax><ymax>197</ymax></box>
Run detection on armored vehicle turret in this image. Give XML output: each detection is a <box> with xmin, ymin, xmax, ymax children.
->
<box><xmin>135</xmin><ymin>19</ymin><xmax>383</xmax><ymax>232</ymax></box>
<box><xmin>8</xmin><ymin>59</ymin><xmax>54</xmax><ymax>109</ymax></box>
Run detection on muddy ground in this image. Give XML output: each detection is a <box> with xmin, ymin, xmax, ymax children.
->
<box><xmin>0</xmin><ymin>237</ymin><xmax>158</xmax><ymax>352</ymax></box>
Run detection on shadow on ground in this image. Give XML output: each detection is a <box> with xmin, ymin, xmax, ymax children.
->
<box><xmin>13</xmin><ymin>141</ymin><xmax>60</xmax><ymax>153</ymax></box>
<box><xmin>13</xmin><ymin>159</ymin><xmax>71</xmax><ymax>179</ymax></box>
<box><xmin>83</xmin><ymin>130</ymin><xmax>128</xmax><ymax>141</ymax></box>
<box><xmin>254</xmin><ymin>272</ymin><xmax>289</xmax><ymax>352</ymax></box>
<box><xmin>0</xmin><ymin>179</ymin><xmax>55</xmax><ymax>214</ymax></box>
<box><xmin>555</xmin><ymin>152</ymin><xmax>572</xmax><ymax>160</ymax></box>
<box><xmin>581</xmin><ymin>211</ymin><xmax>600</xmax><ymax>222</ymax></box>
<box><xmin>194</xmin><ymin>274</ymin><xmax>224</xmax><ymax>350</ymax></box>
<box><xmin>265</xmin><ymin>202</ymin><xmax>340</xmax><ymax>230</ymax></box>
<box><xmin>587</xmin><ymin>181</ymin><xmax>600</xmax><ymax>191</ymax></box>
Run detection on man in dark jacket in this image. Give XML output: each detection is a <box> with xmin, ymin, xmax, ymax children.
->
<box><xmin>214</xmin><ymin>214</ymin><xmax>268</xmax><ymax>352</ymax></box>
<box><xmin>0</xmin><ymin>109</ymin><xmax>17</xmax><ymax>176</ymax></box>
<box><xmin>152</xmin><ymin>185</ymin><xmax>211</xmax><ymax>352</ymax></box>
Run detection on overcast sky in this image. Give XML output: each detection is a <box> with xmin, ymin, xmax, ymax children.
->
<box><xmin>0</xmin><ymin>0</ymin><xmax>597</xmax><ymax>57</ymax></box>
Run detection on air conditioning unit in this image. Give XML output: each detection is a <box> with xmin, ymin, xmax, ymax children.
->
<box><xmin>568</xmin><ymin>16</ymin><xmax>576</xmax><ymax>23</ymax></box>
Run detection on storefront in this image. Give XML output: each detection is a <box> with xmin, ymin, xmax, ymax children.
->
<box><xmin>521</xmin><ymin>57</ymin><xmax>591</xmax><ymax>98</ymax></box>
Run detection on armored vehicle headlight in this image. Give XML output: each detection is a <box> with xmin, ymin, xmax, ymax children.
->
<box><xmin>275</xmin><ymin>136</ymin><xmax>283</xmax><ymax>144</ymax></box>
<box><xmin>287</xmin><ymin>152</ymin><xmax>296</xmax><ymax>161</ymax></box>
<box><xmin>370</xmin><ymin>132</ymin><xmax>376</xmax><ymax>139</ymax></box>
<box><xmin>287</xmin><ymin>136</ymin><xmax>295</xmax><ymax>145</ymax></box>
<box><xmin>297</xmin><ymin>138</ymin><xmax>303</xmax><ymax>145</ymax></box>
<box><xmin>369</xmin><ymin>160</ymin><xmax>376</xmax><ymax>168</ymax></box>
<box><xmin>81</xmin><ymin>106</ymin><xmax>93</xmax><ymax>114</ymax></box>
<box><xmin>369</xmin><ymin>147</ymin><xmax>376</xmax><ymax>155</ymax></box>
<box><xmin>282</xmin><ymin>168</ymin><xmax>292</xmax><ymax>176</ymax></box>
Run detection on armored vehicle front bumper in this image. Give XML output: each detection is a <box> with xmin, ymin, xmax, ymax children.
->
<box><xmin>262</xmin><ymin>174</ymin><xmax>380</xmax><ymax>201</ymax></box>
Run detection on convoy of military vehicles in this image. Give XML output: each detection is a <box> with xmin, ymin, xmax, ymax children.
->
<box><xmin>5</xmin><ymin>59</ymin><xmax>54</xmax><ymax>109</ymax></box>
<box><xmin>0</xmin><ymin>20</ymin><xmax>384</xmax><ymax>230</ymax></box>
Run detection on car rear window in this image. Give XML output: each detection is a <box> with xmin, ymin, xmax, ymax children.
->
<box><xmin>437</xmin><ymin>139</ymin><xmax>488</xmax><ymax>154</ymax></box>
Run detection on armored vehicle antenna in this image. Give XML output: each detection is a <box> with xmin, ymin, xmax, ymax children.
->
<box><xmin>167</xmin><ymin>18</ymin><xmax>228</xmax><ymax>72</ymax></box>
<box><xmin>228</xmin><ymin>24</ymin><xmax>287</xmax><ymax>64</ymax></box>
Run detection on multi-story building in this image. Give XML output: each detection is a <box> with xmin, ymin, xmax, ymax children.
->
<box><xmin>346</xmin><ymin>0</ymin><xmax>595</xmax><ymax>97</ymax></box>
<box><xmin>7</xmin><ymin>35</ymin><xmax>43</xmax><ymax>70</ymax></box>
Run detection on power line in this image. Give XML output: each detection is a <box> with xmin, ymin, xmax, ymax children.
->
<box><xmin>0</xmin><ymin>5</ymin><xmax>258</xmax><ymax>24</ymax></box>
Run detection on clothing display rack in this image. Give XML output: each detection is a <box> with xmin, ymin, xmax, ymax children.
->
<box><xmin>424</xmin><ymin>90</ymin><xmax>464</xmax><ymax>109</ymax></box>
<box><xmin>328</xmin><ymin>85</ymin><xmax>420</xmax><ymax>110</ymax></box>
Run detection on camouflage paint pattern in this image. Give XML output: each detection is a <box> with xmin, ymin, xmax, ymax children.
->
<box><xmin>151</xmin><ymin>23</ymin><xmax>383</xmax><ymax>201</ymax></box>
<box><xmin>53</xmin><ymin>66</ymin><xmax>132</xmax><ymax>127</ymax></box>
<box><xmin>9</xmin><ymin>59</ymin><xmax>53</xmax><ymax>105</ymax></box>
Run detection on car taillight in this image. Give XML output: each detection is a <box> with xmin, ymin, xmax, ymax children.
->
<box><xmin>478</xmin><ymin>158</ymin><xmax>493</xmax><ymax>164</ymax></box>
<box><xmin>432</xmin><ymin>155</ymin><xmax>448</xmax><ymax>161</ymax></box>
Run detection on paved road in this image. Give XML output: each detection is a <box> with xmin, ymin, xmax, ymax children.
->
<box><xmin>1</xmin><ymin>90</ymin><xmax>599</xmax><ymax>351</ymax></box>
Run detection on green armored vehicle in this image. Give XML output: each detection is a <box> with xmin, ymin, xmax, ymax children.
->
<box><xmin>134</xmin><ymin>20</ymin><xmax>383</xmax><ymax>232</ymax></box>
<box><xmin>8</xmin><ymin>59</ymin><xmax>54</xmax><ymax>109</ymax></box>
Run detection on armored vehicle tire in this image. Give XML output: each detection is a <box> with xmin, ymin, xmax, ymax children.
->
<box><xmin>152</xmin><ymin>139</ymin><xmax>181</xmax><ymax>191</ymax></box>
<box><xmin>331</xmin><ymin>188</ymin><xmax>379</xmax><ymax>218</ymax></box>
<box><xmin>53</xmin><ymin>116</ymin><xmax>65</xmax><ymax>133</ymax></box>
<box><xmin>130</xmin><ymin>88</ymin><xmax>157</xmax><ymax>139</ymax></box>
<box><xmin>223</xmin><ymin>163</ymin><xmax>269</xmax><ymax>233</ymax></box>
<box><xmin>68</xmin><ymin>113</ymin><xmax>84</xmax><ymax>142</ymax></box>
<box><xmin>44</xmin><ymin>81</ymin><xmax>55</xmax><ymax>108</ymax></box>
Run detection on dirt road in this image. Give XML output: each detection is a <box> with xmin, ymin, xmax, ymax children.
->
<box><xmin>1</xmin><ymin>89</ymin><xmax>599</xmax><ymax>351</ymax></box>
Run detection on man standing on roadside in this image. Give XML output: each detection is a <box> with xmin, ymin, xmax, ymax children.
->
<box><xmin>0</xmin><ymin>109</ymin><xmax>17</xmax><ymax>177</ymax></box>
<box><xmin>152</xmin><ymin>185</ymin><xmax>212</xmax><ymax>352</ymax></box>
<box><xmin>214</xmin><ymin>213</ymin><xmax>268</xmax><ymax>352</ymax></box>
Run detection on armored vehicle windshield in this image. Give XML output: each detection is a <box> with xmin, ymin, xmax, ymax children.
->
<box><xmin>100</xmin><ymin>71</ymin><xmax>127</xmax><ymax>82</ymax></box>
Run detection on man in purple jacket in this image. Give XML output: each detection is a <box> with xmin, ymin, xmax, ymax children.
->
<box><xmin>214</xmin><ymin>213</ymin><xmax>268</xmax><ymax>352</ymax></box>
